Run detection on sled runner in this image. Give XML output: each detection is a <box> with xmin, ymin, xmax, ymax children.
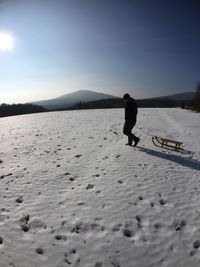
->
<box><xmin>152</xmin><ymin>136</ymin><xmax>183</xmax><ymax>151</ymax></box>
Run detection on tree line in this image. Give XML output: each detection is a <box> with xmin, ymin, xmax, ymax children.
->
<box><xmin>0</xmin><ymin>103</ymin><xmax>47</xmax><ymax>117</ymax></box>
<box><xmin>68</xmin><ymin>97</ymin><xmax>180</xmax><ymax>110</ymax></box>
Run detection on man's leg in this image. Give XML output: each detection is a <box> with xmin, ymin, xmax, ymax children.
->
<box><xmin>123</xmin><ymin>121</ymin><xmax>135</xmax><ymax>145</ymax></box>
<box><xmin>132</xmin><ymin>134</ymin><xmax>140</xmax><ymax>147</ymax></box>
<box><xmin>128</xmin><ymin>133</ymin><xmax>134</xmax><ymax>145</ymax></box>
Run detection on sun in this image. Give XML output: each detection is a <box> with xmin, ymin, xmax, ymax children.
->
<box><xmin>0</xmin><ymin>32</ymin><xmax>14</xmax><ymax>52</ymax></box>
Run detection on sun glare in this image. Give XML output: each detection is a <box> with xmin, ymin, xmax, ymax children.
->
<box><xmin>0</xmin><ymin>32</ymin><xmax>14</xmax><ymax>52</ymax></box>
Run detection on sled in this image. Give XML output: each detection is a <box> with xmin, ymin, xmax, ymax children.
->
<box><xmin>152</xmin><ymin>136</ymin><xmax>183</xmax><ymax>151</ymax></box>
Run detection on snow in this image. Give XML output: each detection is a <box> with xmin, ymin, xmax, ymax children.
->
<box><xmin>0</xmin><ymin>108</ymin><xmax>200</xmax><ymax>267</ymax></box>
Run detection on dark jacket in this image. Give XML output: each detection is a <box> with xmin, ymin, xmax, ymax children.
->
<box><xmin>125</xmin><ymin>98</ymin><xmax>138</xmax><ymax>122</ymax></box>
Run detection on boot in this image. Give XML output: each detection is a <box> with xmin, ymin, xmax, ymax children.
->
<box><xmin>133</xmin><ymin>137</ymin><xmax>140</xmax><ymax>147</ymax></box>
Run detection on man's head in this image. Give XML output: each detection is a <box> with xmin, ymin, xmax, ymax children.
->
<box><xmin>123</xmin><ymin>93</ymin><xmax>130</xmax><ymax>100</ymax></box>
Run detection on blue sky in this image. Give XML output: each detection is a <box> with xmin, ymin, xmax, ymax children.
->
<box><xmin>0</xmin><ymin>0</ymin><xmax>200</xmax><ymax>103</ymax></box>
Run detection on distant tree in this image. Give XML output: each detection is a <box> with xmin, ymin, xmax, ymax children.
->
<box><xmin>181</xmin><ymin>103</ymin><xmax>185</xmax><ymax>109</ymax></box>
<box><xmin>195</xmin><ymin>82</ymin><xmax>200</xmax><ymax>100</ymax></box>
<box><xmin>190</xmin><ymin>82</ymin><xmax>200</xmax><ymax>112</ymax></box>
<box><xmin>78</xmin><ymin>101</ymin><xmax>83</xmax><ymax>109</ymax></box>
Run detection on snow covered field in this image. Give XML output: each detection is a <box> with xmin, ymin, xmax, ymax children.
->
<box><xmin>0</xmin><ymin>108</ymin><xmax>200</xmax><ymax>267</ymax></box>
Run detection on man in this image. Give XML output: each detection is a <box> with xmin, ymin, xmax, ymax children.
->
<box><xmin>123</xmin><ymin>93</ymin><xmax>140</xmax><ymax>146</ymax></box>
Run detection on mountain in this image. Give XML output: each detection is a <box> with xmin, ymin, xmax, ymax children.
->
<box><xmin>135</xmin><ymin>91</ymin><xmax>196</xmax><ymax>108</ymax></box>
<box><xmin>33</xmin><ymin>90</ymin><xmax>119</xmax><ymax>109</ymax></box>
<box><xmin>156</xmin><ymin>91</ymin><xmax>195</xmax><ymax>102</ymax></box>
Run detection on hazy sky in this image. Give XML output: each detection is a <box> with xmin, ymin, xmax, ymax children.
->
<box><xmin>0</xmin><ymin>0</ymin><xmax>200</xmax><ymax>103</ymax></box>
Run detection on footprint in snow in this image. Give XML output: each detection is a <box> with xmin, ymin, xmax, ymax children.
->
<box><xmin>16</xmin><ymin>195</ymin><xmax>24</xmax><ymax>204</ymax></box>
<box><xmin>95</xmin><ymin>262</ymin><xmax>103</xmax><ymax>267</ymax></box>
<box><xmin>159</xmin><ymin>199</ymin><xmax>167</xmax><ymax>205</ymax></box>
<box><xmin>1</xmin><ymin>173</ymin><xmax>12</xmax><ymax>179</ymax></box>
<box><xmin>94</xmin><ymin>217</ymin><xmax>103</xmax><ymax>221</ymax></box>
<box><xmin>172</xmin><ymin>219</ymin><xmax>187</xmax><ymax>231</ymax></box>
<box><xmin>190</xmin><ymin>250</ymin><xmax>196</xmax><ymax>256</ymax></box>
<box><xmin>193</xmin><ymin>240</ymin><xmax>200</xmax><ymax>249</ymax></box>
<box><xmin>61</xmin><ymin>220</ymin><xmax>67</xmax><ymax>226</ymax></box>
<box><xmin>112</xmin><ymin>224</ymin><xmax>122</xmax><ymax>232</ymax></box>
<box><xmin>111</xmin><ymin>258</ymin><xmax>121</xmax><ymax>267</ymax></box>
<box><xmin>123</xmin><ymin>229</ymin><xmax>133</xmax><ymax>238</ymax></box>
<box><xmin>19</xmin><ymin>214</ymin><xmax>30</xmax><ymax>232</ymax></box>
<box><xmin>35</xmin><ymin>247</ymin><xmax>44</xmax><ymax>255</ymax></box>
<box><xmin>70</xmin><ymin>221</ymin><xmax>105</xmax><ymax>234</ymax></box>
<box><xmin>150</xmin><ymin>202</ymin><xmax>155</xmax><ymax>207</ymax></box>
<box><xmin>154</xmin><ymin>223</ymin><xmax>162</xmax><ymax>232</ymax></box>
<box><xmin>77</xmin><ymin>202</ymin><xmax>86</xmax><ymax>206</ymax></box>
<box><xmin>86</xmin><ymin>183</ymin><xmax>94</xmax><ymax>189</ymax></box>
<box><xmin>1</xmin><ymin>208</ymin><xmax>10</xmax><ymax>212</ymax></box>
<box><xmin>74</xmin><ymin>155</ymin><xmax>82</xmax><ymax>158</ymax></box>
<box><xmin>135</xmin><ymin>215</ymin><xmax>142</xmax><ymax>223</ymax></box>
<box><xmin>28</xmin><ymin>218</ymin><xmax>47</xmax><ymax>231</ymax></box>
<box><xmin>93</xmin><ymin>174</ymin><xmax>100</xmax><ymax>177</ymax></box>
<box><xmin>64</xmin><ymin>249</ymin><xmax>80</xmax><ymax>265</ymax></box>
<box><xmin>55</xmin><ymin>234</ymin><xmax>67</xmax><ymax>241</ymax></box>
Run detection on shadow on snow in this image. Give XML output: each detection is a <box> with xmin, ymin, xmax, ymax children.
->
<box><xmin>137</xmin><ymin>146</ymin><xmax>200</xmax><ymax>171</ymax></box>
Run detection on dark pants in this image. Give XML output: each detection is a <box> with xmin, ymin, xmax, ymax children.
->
<box><xmin>123</xmin><ymin>120</ymin><xmax>137</xmax><ymax>145</ymax></box>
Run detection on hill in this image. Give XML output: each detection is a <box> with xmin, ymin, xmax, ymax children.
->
<box><xmin>33</xmin><ymin>90</ymin><xmax>119</xmax><ymax>109</ymax></box>
<box><xmin>161</xmin><ymin>91</ymin><xmax>195</xmax><ymax>102</ymax></box>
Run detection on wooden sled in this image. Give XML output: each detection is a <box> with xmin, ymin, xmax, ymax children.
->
<box><xmin>152</xmin><ymin>136</ymin><xmax>183</xmax><ymax>151</ymax></box>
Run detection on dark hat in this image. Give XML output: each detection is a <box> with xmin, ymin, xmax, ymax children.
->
<box><xmin>123</xmin><ymin>93</ymin><xmax>130</xmax><ymax>99</ymax></box>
